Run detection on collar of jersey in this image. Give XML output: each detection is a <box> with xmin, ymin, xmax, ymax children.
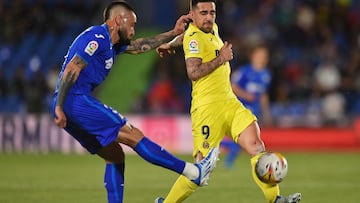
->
<box><xmin>101</xmin><ymin>23</ymin><xmax>113</xmax><ymax>47</ymax></box>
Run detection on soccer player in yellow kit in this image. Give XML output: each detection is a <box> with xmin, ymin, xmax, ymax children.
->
<box><xmin>155</xmin><ymin>0</ymin><xmax>301</xmax><ymax>203</ymax></box>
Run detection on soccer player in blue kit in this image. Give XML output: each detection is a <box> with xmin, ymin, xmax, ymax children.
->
<box><xmin>232</xmin><ymin>45</ymin><xmax>272</xmax><ymax>124</ymax></box>
<box><xmin>52</xmin><ymin>1</ymin><xmax>219</xmax><ymax>203</ymax></box>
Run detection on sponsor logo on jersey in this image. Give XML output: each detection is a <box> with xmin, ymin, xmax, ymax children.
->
<box><xmin>84</xmin><ymin>41</ymin><xmax>98</xmax><ymax>56</ymax></box>
<box><xmin>189</xmin><ymin>40</ymin><xmax>199</xmax><ymax>54</ymax></box>
<box><xmin>105</xmin><ymin>58</ymin><xmax>113</xmax><ymax>69</ymax></box>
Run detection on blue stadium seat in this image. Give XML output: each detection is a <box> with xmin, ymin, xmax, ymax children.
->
<box><xmin>6</xmin><ymin>33</ymin><xmax>38</xmax><ymax>79</ymax></box>
<box><xmin>45</xmin><ymin>27</ymin><xmax>83</xmax><ymax>71</ymax></box>
<box><xmin>35</xmin><ymin>33</ymin><xmax>56</xmax><ymax>68</ymax></box>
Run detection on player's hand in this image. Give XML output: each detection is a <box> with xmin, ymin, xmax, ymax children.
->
<box><xmin>156</xmin><ymin>43</ymin><xmax>176</xmax><ymax>58</ymax></box>
<box><xmin>54</xmin><ymin>106</ymin><xmax>67</xmax><ymax>128</ymax></box>
<box><xmin>173</xmin><ymin>14</ymin><xmax>192</xmax><ymax>35</ymax></box>
<box><xmin>219</xmin><ymin>41</ymin><xmax>233</xmax><ymax>63</ymax></box>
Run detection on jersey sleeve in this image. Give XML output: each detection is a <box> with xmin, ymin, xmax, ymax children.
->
<box><xmin>73</xmin><ymin>31</ymin><xmax>104</xmax><ymax>64</ymax></box>
<box><xmin>114</xmin><ymin>44</ymin><xmax>128</xmax><ymax>55</ymax></box>
<box><xmin>183</xmin><ymin>31</ymin><xmax>204</xmax><ymax>60</ymax></box>
<box><xmin>231</xmin><ymin>66</ymin><xmax>245</xmax><ymax>85</ymax></box>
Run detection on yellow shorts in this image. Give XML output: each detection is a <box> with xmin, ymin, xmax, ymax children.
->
<box><xmin>191</xmin><ymin>98</ymin><xmax>257</xmax><ymax>157</ymax></box>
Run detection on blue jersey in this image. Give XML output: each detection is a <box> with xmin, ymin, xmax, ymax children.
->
<box><xmin>231</xmin><ymin>64</ymin><xmax>271</xmax><ymax>117</ymax></box>
<box><xmin>55</xmin><ymin>24</ymin><xmax>127</xmax><ymax>95</ymax></box>
<box><xmin>52</xmin><ymin>24</ymin><xmax>128</xmax><ymax>154</ymax></box>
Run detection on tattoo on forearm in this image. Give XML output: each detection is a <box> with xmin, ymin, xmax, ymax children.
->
<box><xmin>127</xmin><ymin>31</ymin><xmax>175</xmax><ymax>53</ymax></box>
<box><xmin>187</xmin><ymin>56</ymin><xmax>223</xmax><ymax>81</ymax></box>
<box><xmin>56</xmin><ymin>71</ymin><xmax>76</xmax><ymax>108</ymax></box>
<box><xmin>56</xmin><ymin>55</ymin><xmax>86</xmax><ymax>108</ymax></box>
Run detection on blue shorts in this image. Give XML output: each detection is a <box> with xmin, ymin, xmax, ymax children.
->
<box><xmin>52</xmin><ymin>94</ymin><xmax>127</xmax><ymax>154</ymax></box>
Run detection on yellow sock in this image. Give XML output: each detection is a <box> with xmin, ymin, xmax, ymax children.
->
<box><xmin>251</xmin><ymin>153</ymin><xmax>280</xmax><ymax>203</ymax></box>
<box><xmin>163</xmin><ymin>175</ymin><xmax>198</xmax><ymax>203</ymax></box>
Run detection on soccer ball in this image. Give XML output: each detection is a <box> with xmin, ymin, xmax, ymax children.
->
<box><xmin>255</xmin><ymin>152</ymin><xmax>288</xmax><ymax>185</ymax></box>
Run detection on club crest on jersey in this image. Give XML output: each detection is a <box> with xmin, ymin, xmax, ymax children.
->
<box><xmin>84</xmin><ymin>40</ymin><xmax>98</xmax><ymax>56</ymax></box>
<box><xmin>189</xmin><ymin>40</ymin><xmax>199</xmax><ymax>54</ymax></box>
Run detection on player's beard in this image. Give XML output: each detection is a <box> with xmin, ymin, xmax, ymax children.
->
<box><xmin>113</xmin><ymin>28</ymin><xmax>131</xmax><ymax>52</ymax></box>
<box><xmin>201</xmin><ymin>21</ymin><xmax>214</xmax><ymax>33</ymax></box>
<box><xmin>118</xmin><ymin>28</ymin><xmax>131</xmax><ymax>45</ymax></box>
<box><xmin>114</xmin><ymin>28</ymin><xmax>131</xmax><ymax>48</ymax></box>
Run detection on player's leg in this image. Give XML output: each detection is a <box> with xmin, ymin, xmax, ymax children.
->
<box><xmin>236</xmin><ymin>121</ymin><xmax>281</xmax><ymax>202</ymax></box>
<box><xmin>220</xmin><ymin>137</ymin><xmax>241</xmax><ymax>168</ymax></box>
<box><xmin>60</xmin><ymin>95</ymin><xmax>128</xmax><ymax>203</ymax></box>
<box><xmin>68</xmin><ymin>94</ymin><xmax>217</xmax><ymax>186</ymax></box>
<box><xmin>158</xmin><ymin>105</ymin><xmax>224</xmax><ymax>203</ymax></box>
<box><xmin>65</xmin><ymin>127</ymin><xmax>126</xmax><ymax>203</ymax></box>
<box><xmin>61</xmin><ymin>95</ymin><xmax>215</xmax><ymax>201</ymax></box>
<box><xmin>225</xmin><ymin>141</ymin><xmax>241</xmax><ymax>168</ymax></box>
<box><xmin>116</xmin><ymin>123</ymin><xmax>219</xmax><ymax>186</ymax></box>
<box><xmin>97</xmin><ymin>143</ymin><xmax>126</xmax><ymax>203</ymax></box>
<box><xmin>233</xmin><ymin>109</ymin><xmax>301</xmax><ymax>203</ymax></box>
<box><xmin>157</xmin><ymin>152</ymin><xmax>204</xmax><ymax>203</ymax></box>
<box><xmin>238</xmin><ymin>123</ymin><xmax>301</xmax><ymax>203</ymax></box>
<box><xmin>229</xmin><ymin>101</ymin><xmax>280</xmax><ymax>202</ymax></box>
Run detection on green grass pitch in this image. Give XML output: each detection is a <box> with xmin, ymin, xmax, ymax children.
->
<box><xmin>0</xmin><ymin>152</ymin><xmax>359</xmax><ymax>203</ymax></box>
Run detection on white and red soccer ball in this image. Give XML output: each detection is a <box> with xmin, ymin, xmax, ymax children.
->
<box><xmin>255</xmin><ymin>152</ymin><xmax>288</xmax><ymax>185</ymax></box>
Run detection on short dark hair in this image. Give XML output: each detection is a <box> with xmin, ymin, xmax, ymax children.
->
<box><xmin>103</xmin><ymin>1</ymin><xmax>135</xmax><ymax>21</ymax></box>
<box><xmin>191</xmin><ymin>0</ymin><xmax>216</xmax><ymax>9</ymax></box>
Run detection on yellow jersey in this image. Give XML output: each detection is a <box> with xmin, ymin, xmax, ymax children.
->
<box><xmin>183</xmin><ymin>23</ymin><xmax>237</xmax><ymax>111</ymax></box>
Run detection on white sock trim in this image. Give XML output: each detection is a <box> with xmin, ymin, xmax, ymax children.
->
<box><xmin>182</xmin><ymin>163</ymin><xmax>199</xmax><ymax>180</ymax></box>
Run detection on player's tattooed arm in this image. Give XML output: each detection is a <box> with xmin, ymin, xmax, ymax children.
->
<box><xmin>156</xmin><ymin>33</ymin><xmax>184</xmax><ymax>58</ymax></box>
<box><xmin>186</xmin><ymin>41</ymin><xmax>233</xmax><ymax>81</ymax></box>
<box><xmin>56</xmin><ymin>55</ymin><xmax>87</xmax><ymax>108</ymax></box>
<box><xmin>186</xmin><ymin>56</ymin><xmax>225</xmax><ymax>81</ymax></box>
<box><xmin>54</xmin><ymin>54</ymin><xmax>87</xmax><ymax>128</ymax></box>
<box><xmin>168</xmin><ymin>33</ymin><xmax>184</xmax><ymax>48</ymax></box>
<box><xmin>125</xmin><ymin>31</ymin><xmax>177</xmax><ymax>54</ymax></box>
<box><xmin>125</xmin><ymin>14</ymin><xmax>191</xmax><ymax>54</ymax></box>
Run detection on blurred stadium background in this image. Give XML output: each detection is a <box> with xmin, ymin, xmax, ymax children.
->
<box><xmin>0</xmin><ymin>0</ymin><xmax>360</xmax><ymax>202</ymax></box>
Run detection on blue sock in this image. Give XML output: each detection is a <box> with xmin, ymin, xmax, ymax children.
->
<box><xmin>226</xmin><ymin>142</ymin><xmax>241</xmax><ymax>166</ymax></box>
<box><xmin>133</xmin><ymin>136</ymin><xmax>185</xmax><ymax>174</ymax></box>
<box><xmin>221</xmin><ymin>140</ymin><xmax>241</xmax><ymax>168</ymax></box>
<box><xmin>104</xmin><ymin>163</ymin><xmax>125</xmax><ymax>203</ymax></box>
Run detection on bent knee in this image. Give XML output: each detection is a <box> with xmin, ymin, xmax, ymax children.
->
<box><xmin>116</xmin><ymin>123</ymin><xmax>144</xmax><ymax>148</ymax></box>
<box><xmin>237</xmin><ymin>122</ymin><xmax>265</xmax><ymax>156</ymax></box>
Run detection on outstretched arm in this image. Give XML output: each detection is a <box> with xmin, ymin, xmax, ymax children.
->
<box><xmin>125</xmin><ymin>14</ymin><xmax>191</xmax><ymax>54</ymax></box>
<box><xmin>125</xmin><ymin>31</ymin><xmax>179</xmax><ymax>54</ymax></box>
<box><xmin>54</xmin><ymin>55</ymin><xmax>87</xmax><ymax>128</ymax></box>
<box><xmin>231</xmin><ymin>83</ymin><xmax>256</xmax><ymax>102</ymax></box>
<box><xmin>156</xmin><ymin>33</ymin><xmax>184</xmax><ymax>58</ymax></box>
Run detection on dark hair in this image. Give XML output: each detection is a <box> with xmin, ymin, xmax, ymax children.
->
<box><xmin>191</xmin><ymin>0</ymin><xmax>216</xmax><ymax>9</ymax></box>
<box><xmin>103</xmin><ymin>1</ymin><xmax>135</xmax><ymax>21</ymax></box>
